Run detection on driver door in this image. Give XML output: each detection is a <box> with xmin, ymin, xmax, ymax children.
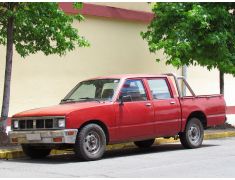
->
<box><xmin>114</xmin><ymin>79</ymin><xmax>155</xmax><ymax>141</ymax></box>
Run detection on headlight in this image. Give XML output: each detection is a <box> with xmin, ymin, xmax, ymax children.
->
<box><xmin>57</xmin><ymin>118</ymin><xmax>65</xmax><ymax>128</ymax></box>
<box><xmin>13</xmin><ymin>120</ymin><xmax>19</xmax><ymax>129</ymax></box>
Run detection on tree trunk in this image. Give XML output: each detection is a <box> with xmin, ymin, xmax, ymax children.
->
<box><xmin>219</xmin><ymin>70</ymin><xmax>224</xmax><ymax>95</ymax></box>
<box><xmin>0</xmin><ymin>8</ymin><xmax>14</xmax><ymax>136</ymax></box>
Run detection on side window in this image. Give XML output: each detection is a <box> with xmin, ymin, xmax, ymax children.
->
<box><xmin>101</xmin><ymin>81</ymin><xmax>119</xmax><ymax>100</ymax></box>
<box><xmin>120</xmin><ymin>79</ymin><xmax>147</xmax><ymax>102</ymax></box>
<box><xmin>148</xmin><ymin>79</ymin><xmax>171</xmax><ymax>100</ymax></box>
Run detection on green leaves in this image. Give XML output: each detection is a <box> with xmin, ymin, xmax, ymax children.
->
<box><xmin>73</xmin><ymin>2</ymin><xmax>83</xmax><ymax>10</ymax></box>
<box><xmin>0</xmin><ymin>2</ymin><xmax>89</xmax><ymax>57</ymax></box>
<box><xmin>142</xmin><ymin>3</ymin><xmax>235</xmax><ymax>75</ymax></box>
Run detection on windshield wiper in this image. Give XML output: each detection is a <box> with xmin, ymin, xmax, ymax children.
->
<box><xmin>79</xmin><ymin>97</ymin><xmax>101</xmax><ymax>103</ymax></box>
<box><xmin>61</xmin><ymin>98</ymin><xmax>76</xmax><ymax>102</ymax></box>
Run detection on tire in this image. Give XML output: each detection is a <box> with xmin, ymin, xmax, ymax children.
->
<box><xmin>74</xmin><ymin>124</ymin><xmax>106</xmax><ymax>161</ymax></box>
<box><xmin>179</xmin><ymin>117</ymin><xmax>204</xmax><ymax>149</ymax></box>
<box><xmin>22</xmin><ymin>144</ymin><xmax>51</xmax><ymax>159</ymax></box>
<box><xmin>134</xmin><ymin>139</ymin><xmax>155</xmax><ymax>148</ymax></box>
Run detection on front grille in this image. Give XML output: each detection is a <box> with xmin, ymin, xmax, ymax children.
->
<box><xmin>45</xmin><ymin>119</ymin><xmax>53</xmax><ymax>128</ymax></box>
<box><xmin>19</xmin><ymin>120</ymin><xmax>26</xmax><ymax>129</ymax></box>
<box><xmin>26</xmin><ymin>120</ymin><xmax>33</xmax><ymax>129</ymax></box>
<box><xmin>13</xmin><ymin>117</ymin><xmax>64</xmax><ymax>130</ymax></box>
<box><xmin>36</xmin><ymin>119</ymin><xmax>44</xmax><ymax>129</ymax></box>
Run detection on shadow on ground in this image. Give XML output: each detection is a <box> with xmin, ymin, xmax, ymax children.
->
<box><xmin>4</xmin><ymin>143</ymin><xmax>218</xmax><ymax>164</ymax></box>
<box><xmin>103</xmin><ymin>143</ymin><xmax>217</xmax><ymax>160</ymax></box>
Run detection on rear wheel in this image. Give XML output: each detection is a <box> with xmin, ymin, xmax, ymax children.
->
<box><xmin>22</xmin><ymin>145</ymin><xmax>51</xmax><ymax>159</ymax></box>
<box><xmin>134</xmin><ymin>139</ymin><xmax>155</xmax><ymax>148</ymax></box>
<box><xmin>74</xmin><ymin>124</ymin><xmax>106</xmax><ymax>161</ymax></box>
<box><xmin>179</xmin><ymin>117</ymin><xmax>204</xmax><ymax>149</ymax></box>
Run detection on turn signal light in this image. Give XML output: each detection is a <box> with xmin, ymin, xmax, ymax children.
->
<box><xmin>66</xmin><ymin>131</ymin><xmax>75</xmax><ymax>136</ymax></box>
<box><xmin>53</xmin><ymin>137</ymin><xmax>62</xmax><ymax>142</ymax></box>
<box><xmin>12</xmin><ymin>138</ymin><xmax>18</xmax><ymax>143</ymax></box>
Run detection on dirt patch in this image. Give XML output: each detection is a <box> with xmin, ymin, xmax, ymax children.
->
<box><xmin>209</xmin><ymin>122</ymin><xmax>235</xmax><ymax>130</ymax></box>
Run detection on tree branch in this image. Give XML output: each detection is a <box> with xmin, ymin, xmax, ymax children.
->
<box><xmin>0</xmin><ymin>3</ymin><xmax>8</xmax><ymax>8</ymax></box>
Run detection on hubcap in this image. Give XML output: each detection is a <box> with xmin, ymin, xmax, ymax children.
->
<box><xmin>188</xmin><ymin>124</ymin><xmax>201</xmax><ymax>145</ymax></box>
<box><xmin>84</xmin><ymin>131</ymin><xmax>101</xmax><ymax>154</ymax></box>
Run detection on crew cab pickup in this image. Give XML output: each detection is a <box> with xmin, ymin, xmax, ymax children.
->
<box><xmin>9</xmin><ymin>73</ymin><xmax>226</xmax><ymax>161</ymax></box>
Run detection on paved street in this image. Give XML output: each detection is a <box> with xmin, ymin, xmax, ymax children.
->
<box><xmin>1</xmin><ymin>137</ymin><xmax>235</xmax><ymax>178</ymax></box>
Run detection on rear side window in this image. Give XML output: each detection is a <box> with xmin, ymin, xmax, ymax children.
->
<box><xmin>120</xmin><ymin>79</ymin><xmax>147</xmax><ymax>102</ymax></box>
<box><xmin>147</xmin><ymin>79</ymin><xmax>171</xmax><ymax>99</ymax></box>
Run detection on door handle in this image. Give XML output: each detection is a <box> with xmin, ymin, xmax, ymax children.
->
<box><xmin>170</xmin><ymin>101</ymin><xmax>176</xmax><ymax>105</ymax></box>
<box><xmin>145</xmin><ymin>103</ymin><xmax>152</xmax><ymax>107</ymax></box>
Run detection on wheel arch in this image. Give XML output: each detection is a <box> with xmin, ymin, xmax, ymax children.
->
<box><xmin>186</xmin><ymin>111</ymin><xmax>207</xmax><ymax>129</ymax></box>
<box><xmin>79</xmin><ymin>119</ymin><xmax>110</xmax><ymax>144</ymax></box>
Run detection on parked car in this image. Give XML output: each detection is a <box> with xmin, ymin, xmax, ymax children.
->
<box><xmin>9</xmin><ymin>73</ymin><xmax>226</xmax><ymax>161</ymax></box>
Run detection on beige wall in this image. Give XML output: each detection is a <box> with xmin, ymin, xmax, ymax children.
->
<box><xmin>187</xmin><ymin>66</ymin><xmax>235</xmax><ymax>106</ymax></box>
<box><xmin>0</xmin><ymin>3</ymin><xmax>234</xmax><ymax>117</ymax></box>
<box><xmin>0</xmin><ymin>15</ymin><xmax>180</xmax><ymax>116</ymax></box>
<box><xmin>187</xmin><ymin>66</ymin><xmax>219</xmax><ymax>95</ymax></box>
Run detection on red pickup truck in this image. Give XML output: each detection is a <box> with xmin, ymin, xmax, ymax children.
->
<box><xmin>9</xmin><ymin>73</ymin><xmax>226</xmax><ymax>161</ymax></box>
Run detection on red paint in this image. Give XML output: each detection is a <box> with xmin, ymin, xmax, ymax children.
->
<box><xmin>12</xmin><ymin>74</ymin><xmax>226</xmax><ymax>144</ymax></box>
<box><xmin>114</xmin><ymin>100</ymin><xmax>155</xmax><ymax>141</ymax></box>
<box><xmin>53</xmin><ymin>137</ymin><xmax>63</xmax><ymax>143</ymax></box>
<box><xmin>7</xmin><ymin>117</ymin><xmax>11</xmax><ymax>126</ymax></box>
<box><xmin>227</xmin><ymin>106</ymin><xmax>235</xmax><ymax>114</ymax></box>
<box><xmin>59</xmin><ymin>2</ymin><xmax>154</xmax><ymax>23</ymax></box>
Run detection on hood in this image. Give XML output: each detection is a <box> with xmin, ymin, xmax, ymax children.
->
<box><xmin>13</xmin><ymin>101</ymin><xmax>107</xmax><ymax>118</ymax></box>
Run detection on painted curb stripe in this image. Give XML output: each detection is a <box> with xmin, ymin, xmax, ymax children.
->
<box><xmin>0</xmin><ymin>149</ymin><xmax>24</xmax><ymax>159</ymax></box>
<box><xmin>227</xmin><ymin>106</ymin><xmax>235</xmax><ymax>114</ymax></box>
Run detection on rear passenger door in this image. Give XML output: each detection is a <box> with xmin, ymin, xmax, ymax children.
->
<box><xmin>147</xmin><ymin>78</ymin><xmax>181</xmax><ymax>136</ymax></box>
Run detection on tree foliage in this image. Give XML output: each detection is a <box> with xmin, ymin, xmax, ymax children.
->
<box><xmin>0</xmin><ymin>2</ymin><xmax>89</xmax><ymax>57</ymax></box>
<box><xmin>142</xmin><ymin>3</ymin><xmax>235</xmax><ymax>75</ymax></box>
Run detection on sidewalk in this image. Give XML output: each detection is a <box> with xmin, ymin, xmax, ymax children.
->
<box><xmin>1</xmin><ymin>128</ymin><xmax>235</xmax><ymax>159</ymax></box>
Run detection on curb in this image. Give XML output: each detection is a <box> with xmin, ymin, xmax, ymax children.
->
<box><xmin>0</xmin><ymin>148</ymin><xmax>24</xmax><ymax>159</ymax></box>
<box><xmin>1</xmin><ymin>131</ymin><xmax>235</xmax><ymax>159</ymax></box>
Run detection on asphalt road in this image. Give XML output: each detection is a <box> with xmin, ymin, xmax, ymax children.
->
<box><xmin>1</xmin><ymin>137</ymin><xmax>235</xmax><ymax>178</ymax></box>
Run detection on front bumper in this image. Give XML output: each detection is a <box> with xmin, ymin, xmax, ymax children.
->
<box><xmin>9</xmin><ymin>129</ymin><xmax>78</xmax><ymax>144</ymax></box>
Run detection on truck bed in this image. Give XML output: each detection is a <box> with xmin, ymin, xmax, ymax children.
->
<box><xmin>180</xmin><ymin>95</ymin><xmax>226</xmax><ymax>130</ymax></box>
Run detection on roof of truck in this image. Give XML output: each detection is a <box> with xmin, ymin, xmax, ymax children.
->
<box><xmin>89</xmin><ymin>74</ymin><xmax>168</xmax><ymax>80</ymax></box>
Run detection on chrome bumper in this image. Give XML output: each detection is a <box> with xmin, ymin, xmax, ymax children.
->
<box><xmin>9</xmin><ymin>129</ymin><xmax>78</xmax><ymax>144</ymax></box>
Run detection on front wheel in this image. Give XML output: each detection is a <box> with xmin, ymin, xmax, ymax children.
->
<box><xmin>179</xmin><ymin>117</ymin><xmax>204</xmax><ymax>149</ymax></box>
<box><xmin>22</xmin><ymin>145</ymin><xmax>51</xmax><ymax>159</ymax></box>
<box><xmin>74</xmin><ymin>124</ymin><xmax>106</xmax><ymax>161</ymax></box>
<box><xmin>134</xmin><ymin>139</ymin><xmax>155</xmax><ymax>148</ymax></box>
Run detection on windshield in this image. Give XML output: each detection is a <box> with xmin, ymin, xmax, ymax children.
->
<box><xmin>61</xmin><ymin>79</ymin><xmax>120</xmax><ymax>103</ymax></box>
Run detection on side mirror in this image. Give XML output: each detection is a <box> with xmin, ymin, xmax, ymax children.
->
<box><xmin>118</xmin><ymin>94</ymin><xmax>131</xmax><ymax>105</ymax></box>
<box><xmin>119</xmin><ymin>94</ymin><xmax>124</xmax><ymax>105</ymax></box>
